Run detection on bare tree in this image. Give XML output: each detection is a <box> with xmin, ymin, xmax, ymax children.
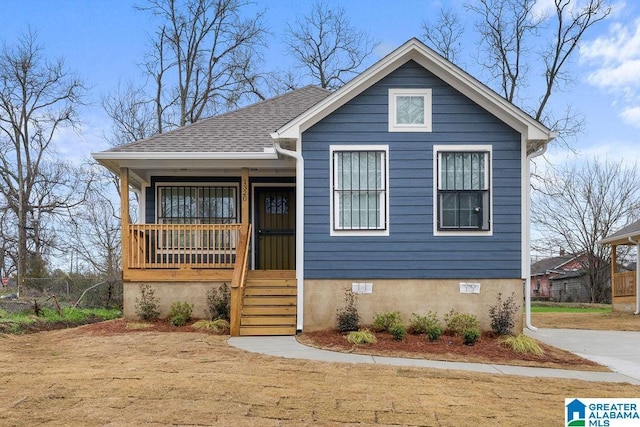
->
<box><xmin>138</xmin><ymin>0</ymin><xmax>267</xmax><ymax>132</ymax></box>
<box><xmin>532</xmin><ymin>160</ymin><xmax>640</xmax><ymax>302</ymax></box>
<box><xmin>421</xmin><ymin>8</ymin><xmax>465</xmax><ymax>63</ymax></box>
<box><xmin>467</xmin><ymin>0</ymin><xmax>610</xmax><ymax>141</ymax></box>
<box><xmin>284</xmin><ymin>0</ymin><xmax>376</xmax><ymax>90</ymax></box>
<box><xmin>0</xmin><ymin>31</ymin><xmax>87</xmax><ymax>289</ymax></box>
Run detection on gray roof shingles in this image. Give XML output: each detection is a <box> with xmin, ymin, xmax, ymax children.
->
<box><xmin>106</xmin><ymin>85</ymin><xmax>331</xmax><ymax>154</ymax></box>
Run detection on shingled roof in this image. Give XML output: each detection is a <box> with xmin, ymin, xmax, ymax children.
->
<box><xmin>106</xmin><ymin>85</ymin><xmax>330</xmax><ymax>154</ymax></box>
<box><xmin>599</xmin><ymin>219</ymin><xmax>640</xmax><ymax>246</ymax></box>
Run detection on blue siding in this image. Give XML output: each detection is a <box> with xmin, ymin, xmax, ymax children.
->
<box><xmin>302</xmin><ymin>61</ymin><xmax>523</xmax><ymax>280</ymax></box>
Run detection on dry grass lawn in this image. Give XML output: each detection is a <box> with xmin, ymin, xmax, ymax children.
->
<box><xmin>0</xmin><ymin>311</ymin><xmax>639</xmax><ymax>426</ymax></box>
<box><xmin>532</xmin><ymin>310</ymin><xmax>640</xmax><ymax>331</ymax></box>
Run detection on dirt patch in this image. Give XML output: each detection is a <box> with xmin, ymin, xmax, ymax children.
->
<box><xmin>0</xmin><ymin>324</ymin><xmax>638</xmax><ymax>426</ymax></box>
<box><xmin>298</xmin><ymin>329</ymin><xmax>606</xmax><ymax>371</ymax></box>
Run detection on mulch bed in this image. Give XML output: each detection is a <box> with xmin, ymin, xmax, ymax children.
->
<box><xmin>297</xmin><ymin>329</ymin><xmax>607</xmax><ymax>371</ymax></box>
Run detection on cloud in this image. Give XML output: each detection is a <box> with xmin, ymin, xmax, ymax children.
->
<box><xmin>620</xmin><ymin>106</ymin><xmax>640</xmax><ymax>127</ymax></box>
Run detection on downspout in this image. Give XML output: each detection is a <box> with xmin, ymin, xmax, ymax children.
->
<box><xmin>627</xmin><ymin>237</ymin><xmax>640</xmax><ymax>315</ymax></box>
<box><xmin>524</xmin><ymin>142</ymin><xmax>548</xmax><ymax>331</ymax></box>
<box><xmin>274</xmin><ymin>140</ymin><xmax>305</xmax><ymax>331</ymax></box>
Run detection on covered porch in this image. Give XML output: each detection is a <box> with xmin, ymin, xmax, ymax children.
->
<box><xmin>118</xmin><ymin>167</ymin><xmax>298</xmax><ymax>336</ymax></box>
<box><xmin>599</xmin><ymin>220</ymin><xmax>640</xmax><ymax>314</ymax></box>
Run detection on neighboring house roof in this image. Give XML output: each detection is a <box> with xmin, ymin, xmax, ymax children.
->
<box><xmin>599</xmin><ymin>219</ymin><xmax>640</xmax><ymax>246</ymax></box>
<box><xmin>531</xmin><ymin>256</ymin><xmax>574</xmax><ymax>276</ymax></box>
<box><xmin>93</xmin><ymin>85</ymin><xmax>331</xmax><ymax>175</ymax></box>
<box><xmin>272</xmin><ymin>38</ymin><xmax>556</xmax><ymax>153</ymax></box>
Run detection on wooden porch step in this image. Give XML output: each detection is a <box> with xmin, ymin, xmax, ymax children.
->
<box><xmin>239</xmin><ymin>276</ymin><xmax>297</xmax><ymax>336</ymax></box>
<box><xmin>239</xmin><ymin>325</ymin><xmax>297</xmax><ymax>336</ymax></box>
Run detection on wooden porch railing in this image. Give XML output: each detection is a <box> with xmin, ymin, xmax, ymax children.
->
<box><xmin>613</xmin><ymin>271</ymin><xmax>637</xmax><ymax>297</ymax></box>
<box><xmin>127</xmin><ymin>223</ymin><xmax>243</xmax><ymax>269</ymax></box>
<box><xmin>230</xmin><ymin>223</ymin><xmax>252</xmax><ymax>336</ymax></box>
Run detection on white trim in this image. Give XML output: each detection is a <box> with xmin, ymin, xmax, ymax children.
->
<box><xmin>433</xmin><ymin>145</ymin><xmax>493</xmax><ymax>237</ymax></box>
<box><xmin>329</xmin><ymin>145</ymin><xmax>390</xmax><ymax>237</ymax></box>
<box><xmin>92</xmin><ymin>151</ymin><xmax>279</xmax><ymax>161</ymax></box>
<box><xmin>388</xmin><ymin>88</ymin><xmax>432</xmax><ymax>132</ymax></box>
<box><xmin>273</xmin><ymin>38</ymin><xmax>556</xmax><ymax>149</ymax></box>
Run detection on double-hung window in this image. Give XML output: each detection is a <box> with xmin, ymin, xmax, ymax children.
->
<box><xmin>435</xmin><ymin>146</ymin><xmax>491</xmax><ymax>234</ymax></box>
<box><xmin>157</xmin><ymin>184</ymin><xmax>238</xmax><ymax>249</ymax></box>
<box><xmin>331</xmin><ymin>146</ymin><xmax>389</xmax><ymax>235</ymax></box>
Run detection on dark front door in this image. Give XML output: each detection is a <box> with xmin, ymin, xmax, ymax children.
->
<box><xmin>255</xmin><ymin>187</ymin><xmax>295</xmax><ymax>270</ymax></box>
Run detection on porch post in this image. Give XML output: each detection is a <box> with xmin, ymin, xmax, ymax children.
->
<box><xmin>120</xmin><ymin>168</ymin><xmax>130</xmax><ymax>274</ymax></box>
<box><xmin>611</xmin><ymin>244</ymin><xmax>617</xmax><ymax>299</ymax></box>
<box><xmin>241</xmin><ymin>168</ymin><xmax>249</xmax><ymax>226</ymax></box>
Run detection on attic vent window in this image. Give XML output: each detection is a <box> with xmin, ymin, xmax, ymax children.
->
<box><xmin>389</xmin><ymin>88</ymin><xmax>432</xmax><ymax>132</ymax></box>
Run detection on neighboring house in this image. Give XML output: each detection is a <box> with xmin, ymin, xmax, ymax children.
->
<box><xmin>93</xmin><ymin>38</ymin><xmax>556</xmax><ymax>336</ymax></box>
<box><xmin>599</xmin><ymin>220</ymin><xmax>640</xmax><ymax>313</ymax></box>
<box><xmin>530</xmin><ymin>253</ymin><xmax>593</xmax><ymax>302</ymax></box>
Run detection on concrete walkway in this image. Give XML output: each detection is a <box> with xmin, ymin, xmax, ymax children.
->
<box><xmin>228</xmin><ymin>330</ymin><xmax>640</xmax><ymax>385</ymax></box>
<box><xmin>525</xmin><ymin>328</ymin><xmax>640</xmax><ymax>385</ymax></box>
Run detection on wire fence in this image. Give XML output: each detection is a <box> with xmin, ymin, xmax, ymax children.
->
<box><xmin>9</xmin><ymin>277</ymin><xmax>123</xmax><ymax>308</ymax></box>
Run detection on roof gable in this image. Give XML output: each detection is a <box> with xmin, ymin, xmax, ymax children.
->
<box><xmin>273</xmin><ymin>38</ymin><xmax>555</xmax><ymax>152</ymax></box>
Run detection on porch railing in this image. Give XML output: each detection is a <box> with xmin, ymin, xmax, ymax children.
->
<box><xmin>230</xmin><ymin>223</ymin><xmax>252</xmax><ymax>336</ymax></box>
<box><xmin>127</xmin><ymin>223</ymin><xmax>243</xmax><ymax>269</ymax></box>
<box><xmin>613</xmin><ymin>271</ymin><xmax>637</xmax><ymax>297</ymax></box>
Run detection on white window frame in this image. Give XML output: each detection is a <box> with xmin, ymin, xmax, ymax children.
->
<box><xmin>330</xmin><ymin>145</ymin><xmax>390</xmax><ymax>236</ymax></box>
<box><xmin>388</xmin><ymin>88</ymin><xmax>432</xmax><ymax>132</ymax></box>
<box><xmin>433</xmin><ymin>145</ymin><xmax>493</xmax><ymax>236</ymax></box>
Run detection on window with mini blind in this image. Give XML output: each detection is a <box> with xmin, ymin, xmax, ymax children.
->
<box><xmin>330</xmin><ymin>146</ymin><xmax>389</xmax><ymax>236</ymax></box>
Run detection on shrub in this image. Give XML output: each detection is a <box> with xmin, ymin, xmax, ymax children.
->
<box><xmin>489</xmin><ymin>292</ymin><xmax>519</xmax><ymax>336</ymax></box>
<box><xmin>206</xmin><ymin>283</ymin><xmax>230</xmax><ymax>321</ymax></box>
<box><xmin>346</xmin><ymin>329</ymin><xmax>377</xmax><ymax>345</ymax></box>
<box><xmin>462</xmin><ymin>328</ymin><xmax>481</xmax><ymax>345</ymax></box>
<box><xmin>409</xmin><ymin>312</ymin><xmax>439</xmax><ymax>334</ymax></box>
<box><xmin>444</xmin><ymin>310</ymin><xmax>479</xmax><ymax>336</ymax></box>
<box><xmin>389</xmin><ymin>323</ymin><xmax>407</xmax><ymax>341</ymax></box>
<box><xmin>336</xmin><ymin>289</ymin><xmax>360</xmax><ymax>333</ymax></box>
<box><xmin>372</xmin><ymin>311</ymin><xmax>402</xmax><ymax>332</ymax></box>
<box><xmin>410</xmin><ymin>312</ymin><xmax>442</xmax><ymax>342</ymax></box>
<box><xmin>192</xmin><ymin>319</ymin><xmax>230</xmax><ymax>334</ymax></box>
<box><xmin>499</xmin><ymin>334</ymin><xmax>544</xmax><ymax>356</ymax></box>
<box><xmin>135</xmin><ymin>284</ymin><xmax>160</xmax><ymax>322</ymax></box>
<box><xmin>168</xmin><ymin>301</ymin><xmax>193</xmax><ymax>326</ymax></box>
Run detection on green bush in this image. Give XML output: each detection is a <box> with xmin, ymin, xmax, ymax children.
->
<box><xmin>462</xmin><ymin>328</ymin><xmax>481</xmax><ymax>345</ymax></box>
<box><xmin>346</xmin><ymin>329</ymin><xmax>377</xmax><ymax>345</ymax></box>
<box><xmin>409</xmin><ymin>312</ymin><xmax>439</xmax><ymax>333</ymax></box>
<box><xmin>389</xmin><ymin>323</ymin><xmax>407</xmax><ymax>341</ymax></box>
<box><xmin>168</xmin><ymin>301</ymin><xmax>193</xmax><ymax>326</ymax></box>
<box><xmin>336</xmin><ymin>289</ymin><xmax>360</xmax><ymax>333</ymax></box>
<box><xmin>372</xmin><ymin>311</ymin><xmax>403</xmax><ymax>332</ymax></box>
<box><xmin>427</xmin><ymin>326</ymin><xmax>443</xmax><ymax>342</ymax></box>
<box><xmin>409</xmin><ymin>312</ymin><xmax>442</xmax><ymax>341</ymax></box>
<box><xmin>205</xmin><ymin>283</ymin><xmax>230</xmax><ymax>321</ymax></box>
<box><xmin>135</xmin><ymin>284</ymin><xmax>160</xmax><ymax>322</ymax></box>
<box><xmin>488</xmin><ymin>292</ymin><xmax>519</xmax><ymax>336</ymax></box>
<box><xmin>444</xmin><ymin>310</ymin><xmax>479</xmax><ymax>336</ymax></box>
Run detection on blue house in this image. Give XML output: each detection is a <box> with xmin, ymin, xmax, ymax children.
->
<box><xmin>93</xmin><ymin>38</ymin><xmax>555</xmax><ymax>335</ymax></box>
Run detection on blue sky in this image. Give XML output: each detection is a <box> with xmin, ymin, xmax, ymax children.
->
<box><xmin>1</xmin><ymin>0</ymin><xmax>639</xmax><ymax>167</ymax></box>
